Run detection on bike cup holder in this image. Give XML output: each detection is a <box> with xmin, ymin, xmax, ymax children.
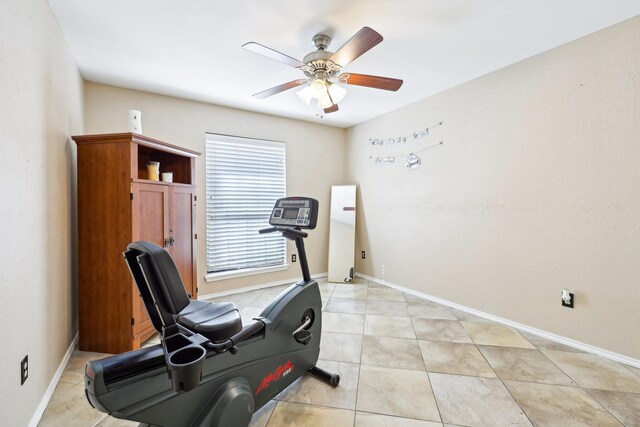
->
<box><xmin>163</xmin><ymin>333</ymin><xmax>206</xmax><ymax>393</ymax></box>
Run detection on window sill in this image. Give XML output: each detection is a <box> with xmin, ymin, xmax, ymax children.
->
<box><xmin>205</xmin><ymin>264</ymin><xmax>289</xmax><ymax>283</ymax></box>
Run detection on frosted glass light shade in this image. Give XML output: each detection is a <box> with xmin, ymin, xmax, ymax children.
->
<box><xmin>296</xmin><ymin>86</ymin><xmax>313</xmax><ymax>105</ymax></box>
<box><xmin>297</xmin><ymin>79</ymin><xmax>347</xmax><ymax>110</ymax></box>
<box><xmin>309</xmin><ymin>79</ymin><xmax>327</xmax><ymax>98</ymax></box>
<box><xmin>320</xmin><ymin>93</ymin><xmax>333</xmax><ymax>108</ymax></box>
<box><xmin>327</xmin><ymin>83</ymin><xmax>346</xmax><ymax>104</ymax></box>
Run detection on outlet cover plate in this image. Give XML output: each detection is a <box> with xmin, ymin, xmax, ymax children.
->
<box><xmin>562</xmin><ymin>292</ymin><xmax>574</xmax><ymax>308</ymax></box>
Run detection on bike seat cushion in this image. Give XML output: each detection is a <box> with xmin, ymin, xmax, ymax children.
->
<box><xmin>176</xmin><ymin>301</ymin><xmax>242</xmax><ymax>342</ymax></box>
<box><xmin>126</xmin><ymin>241</ymin><xmax>243</xmax><ymax>342</ymax></box>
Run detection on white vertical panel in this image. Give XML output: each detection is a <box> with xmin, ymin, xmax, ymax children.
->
<box><xmin>328</xmin><ymin>185</ymin><xmax>357</xmax><ymax>282</ymax></box>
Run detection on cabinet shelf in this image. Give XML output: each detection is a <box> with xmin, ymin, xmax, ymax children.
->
<box><xmin>132</xmin><ymin>178</ymin><xmax>196</xmax><ymax>188</ymax></box>
<box><xmin>137</xmin><ymin>143</ymin><xmax>194</xmax><ymax>184</ymax></box>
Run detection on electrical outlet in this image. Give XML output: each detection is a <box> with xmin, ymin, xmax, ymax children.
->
<box><xmin>561</xmin><ymin>289</ymin><xmax>574</xmax><ymax>308</ymax></box>
<box><xmin>291</xmin><ymin>254</ymin><xmax>296</xmax><ymax>263</ymax></box>
<box><xmin>21</xmin><ymin>355</ymin><xmax>28</xmax><ymax>385</ymax></box>
<box><xmin>361</xmin><ymin>251</ymin><xmax>366</xmax><ymax>259</ymax></box>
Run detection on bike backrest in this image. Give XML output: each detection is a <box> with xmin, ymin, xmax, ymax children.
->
<box><xmin>124</xmin><ymin>241</ymin><xmax>191</xmax><ymax>330</ymax></box>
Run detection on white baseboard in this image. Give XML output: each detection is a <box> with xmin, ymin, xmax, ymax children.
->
<box><xmin>357</xmin><ymin>272</ymin><xmax>640</xmax><ymax>369</ymax></box>
<box><xmin>29</xmin><ymin>332</ymin><xmax>79</xmax><ymax>427</ymax></box>
<box><xmin>198</xmin><ymin>272</ymin><xmax>328</xmax><ymax>301</ymax></box>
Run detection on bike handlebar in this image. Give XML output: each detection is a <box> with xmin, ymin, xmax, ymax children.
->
<box><xmin>259</xmin><ymin>226</ymin><xmax>308</xmax><ymax>239</ymax></box>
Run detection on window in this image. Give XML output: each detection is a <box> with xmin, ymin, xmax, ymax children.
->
<box><xmin>205</xmin><ymin>134</ymin><xmax>286</xmax><ymax>277</ymax></box>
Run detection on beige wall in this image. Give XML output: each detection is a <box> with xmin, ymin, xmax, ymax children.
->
<box><xmin>84</xmin><ymin>82</ymin><xmax>347</xmax><ymax>295</ymax></box>
<box><xmin>0</xmin><ymin>0</ymin><xmax>84</xmax><ymax>424</ymax></box>
<box><xmin>346</xmin><ymin>16</ymin><xmax>640</xmax><ymax>359</ymax></box>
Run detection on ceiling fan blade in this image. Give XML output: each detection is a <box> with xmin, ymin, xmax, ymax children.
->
<box><xmin>324</xmin><ymin>104</ymin><xmax>339</xmax><ymax>114</ymax></box>
<box><xmin>329</xmin><ymin>27</ymin><xmax>383</xmax><ymax>68</ymax></box>
<box><xmin>252</xmin><ymin>79</ymin><xmax>308</xmax><ymax>99</ymax></box>
<box><xmin>242</xmin><ymin>42</ymin><xmax>306</xmax><ymax>68</ymax></box>
<box><xmin>338</xmin><ymin>73</ymin><xmax>403</xmax><ymax>91</ymax></box>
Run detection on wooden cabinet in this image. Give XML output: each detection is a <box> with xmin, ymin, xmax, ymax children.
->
<box><xmin>73</xmin><ymin>133</ymin><xmax>200</xmax><ymax>354</ymax></box>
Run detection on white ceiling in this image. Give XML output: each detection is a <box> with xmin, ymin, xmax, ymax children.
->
<box><xmin>48</xmin><ymin>1</ymin><xmax>640</xmax><ymax>128</ymax></box>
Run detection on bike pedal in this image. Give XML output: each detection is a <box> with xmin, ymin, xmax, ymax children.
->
<box><xmin>293</xmin><ymin>329</ymin><xmax>312</xmax><ymax>345</ymax></box>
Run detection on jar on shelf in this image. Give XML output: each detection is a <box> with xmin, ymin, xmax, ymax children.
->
<box><xmin>146</xmin><ymin>161</ymin><xmax>160</xmax><ymax>181</ymax></box>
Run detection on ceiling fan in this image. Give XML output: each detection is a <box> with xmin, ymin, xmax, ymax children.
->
<box><xmin>242</xmin><ymin>27</ymin><xmax>403</xmax><ymax>116</ymax></box>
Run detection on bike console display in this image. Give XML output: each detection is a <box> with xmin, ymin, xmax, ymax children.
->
<box><xmin>269</xmin><ymin>197</ymin><xmax>319</xmax><ymax>229</ymax></box>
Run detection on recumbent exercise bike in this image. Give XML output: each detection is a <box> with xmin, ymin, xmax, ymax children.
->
<box><xmin>84</xmin><ymin>197</ymin><xmax>339</xmax><ymax>426</ymax></box>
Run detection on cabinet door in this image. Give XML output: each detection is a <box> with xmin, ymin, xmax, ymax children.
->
<box><xmin>169</xmin><ymin>186</ymin><xmax>197</xmax><ymax>298</ymax></box>
<box><xmin>132</xmin><ymin>183</ymin><xmax>170</xmax><ymax>336</ymax></box>
<box><xmin>133</xmin><ymin>183</ymin><xmax>170</xmax><ymax>245</ymax></box>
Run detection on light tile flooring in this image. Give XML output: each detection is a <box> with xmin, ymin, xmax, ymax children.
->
<box><xmin>39</xmin><ymin>279</ymin><xmax>640</xmax><ymax>427</ymax></box>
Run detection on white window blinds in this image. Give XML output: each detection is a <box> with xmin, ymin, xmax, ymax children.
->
<box><xmin>205</xmin><ymin>134</ymin><xmax>286</xmax><ymax>274</ymax></box>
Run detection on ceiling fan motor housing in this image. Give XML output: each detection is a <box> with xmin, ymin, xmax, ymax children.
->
<box><xmin>312</xmin><ymin>33</ymin><xmax>331</xmax><ymax>50</ymax></box>
<box><xmin>302</xmin><ymin>50</ymin><xmax>340</xmax><ymax>78</ymax></box>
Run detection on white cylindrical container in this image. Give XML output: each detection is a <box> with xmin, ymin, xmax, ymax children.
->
<box><xmin>162</xmin><ymin>172</ymin><xmax>173</xmax><ymax>183</ymax></box>
<box><xmin>128</xmin><ymin>109</ymin><xmax>142</xmax><ymax>134</ymax></box>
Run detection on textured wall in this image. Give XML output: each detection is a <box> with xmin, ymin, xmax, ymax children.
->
<box><xmin>346</xmin><ymin>17</ymin><xmax>640</xmax><ymax>359</ymax></box>
<box><xmin>0</xmin><ymin>0</ymin><xmax>84</xmax><ymax>424</ymax></box>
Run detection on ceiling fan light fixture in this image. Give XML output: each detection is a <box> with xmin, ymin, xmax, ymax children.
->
<box><xmin>309</xmin><ymin>78</ymin><xmax>327</xmax><ymax>98</ymax></box>
<box><xmin>327</xmin><ymin>82</ymin><xmax>347</xmax><ymax>104</ymax></box>
<box><xmin>296</xmin><ymin>85</ymin><xmax>313</xmax><ymax>105</ymax></box>
<box><xmin>298</xmin><ymin>79</ymin><xmax>347</xmax><ymax>110</ymax></box>
<box><xmin>320</xmin><ymin>93</ymin><xmax>334</xmax><ymax>109</ymax></box>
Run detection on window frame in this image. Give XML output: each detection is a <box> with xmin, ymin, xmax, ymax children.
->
<box><xmin>204</xmin><ymin>133</ymin><xmax>287</xmax><ymax>282</ymax></box>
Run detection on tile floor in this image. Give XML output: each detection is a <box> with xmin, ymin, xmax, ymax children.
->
<box><xmin>39</xmin><ymin>278</ymin><xmax>640</xmax><ymax>427</ymax></box>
